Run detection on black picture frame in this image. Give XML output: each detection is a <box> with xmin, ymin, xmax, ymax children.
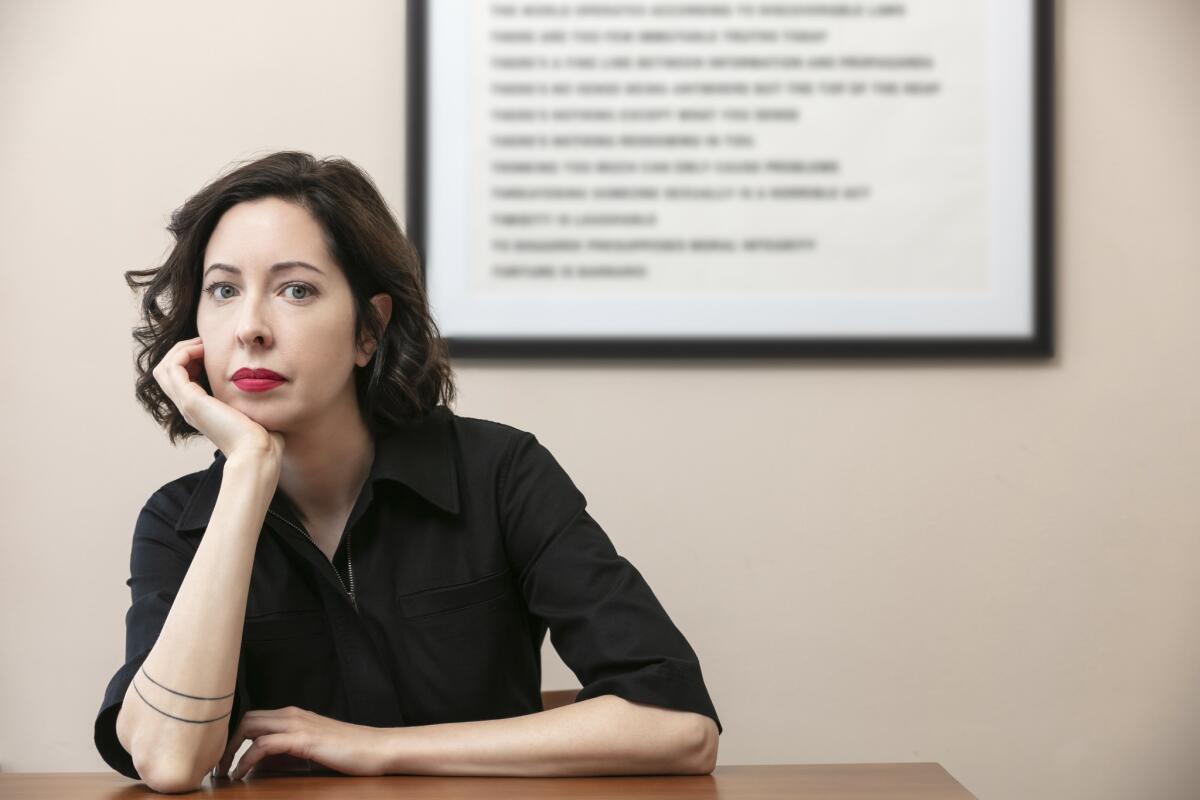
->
<box><xmin>406</xmin><ymin>0</ymin><xmax>1055</xmax><ymax>359</ymax></box>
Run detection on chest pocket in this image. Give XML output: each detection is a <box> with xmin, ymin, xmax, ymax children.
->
<box><xmin>396</xmin><ymin>567</ymin><xmax>515</xmax><ymax>621</ymax></box>
<box><xmin>241</xmin><ymin>609</ymin><xmax>342</xmax><ymax>716</ymax></box>
<box><xmin>242</xmin><ymin>609</ymin><xmax>329</xmax><ymax>641</ymax></box>
<box><xmin>394</xmin><ymin>567</ymin><xmax>528</xmax><ymax>724</ymax></box>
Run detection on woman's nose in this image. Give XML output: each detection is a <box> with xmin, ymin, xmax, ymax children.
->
<box><xmin>235</xmin><ymin>303</ymin><xmax>273</xmax><ymax>348</ymax></box>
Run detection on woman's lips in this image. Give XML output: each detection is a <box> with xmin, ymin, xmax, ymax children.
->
<box><xmin>231</xmin><ymin>367</ymin><xmax>286</xmax><ymax>381</ymax></box>
<box><xmin>231</xmin><ymin>367</ymin><xmax>286</xmax><ymax>392</ymax></box>
<box><xmin>233</xmin><ymin>378</ymin><xmax>286</xmax><ymax>393</ymax></box>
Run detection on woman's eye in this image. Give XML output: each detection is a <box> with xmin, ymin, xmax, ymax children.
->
<box><xmin>202</xmin><ymin>283</ymin><xmax>316</xmax><ymax>302</ymax></box>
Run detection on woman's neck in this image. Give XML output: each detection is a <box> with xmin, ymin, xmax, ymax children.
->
<box><xmin>276</xmin><ymin>406</ymin><xmax>376</xmax><ymax>527</ymax></box>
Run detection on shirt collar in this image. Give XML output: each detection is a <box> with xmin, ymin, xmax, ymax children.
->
<box><xmin>173</xmin><ymin>405</ymin><xmax>461</xmax><ymax>533</ymax></box>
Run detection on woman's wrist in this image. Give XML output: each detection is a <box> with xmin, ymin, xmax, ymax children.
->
<box><xmin>222</xmin><ymin>452</ymin><xmax>283</xmax><ymax>510</ymax></box>
<box><xmin>375</xmin><ymin>726</ymin><xmax>411</xmax><ymax>776</ymax></box>
<box><xmin>224</xmin><ymin>450</ymin><xmax>281</xmax><ymax>483</ymax></box>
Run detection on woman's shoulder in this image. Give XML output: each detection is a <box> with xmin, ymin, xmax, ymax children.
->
<box><xmin>428</xmin><ymin>406</ymin><xmax>530</xmax><ymax>449</ymax></box>
<box><xmin>139</xmin><ymin>455</ymin><xmax>223</xmax><ymax>529</ymax></box>
<box><xmin>435</xmin><ymin>408</ymin><xmax>548</xmax><ymax>476</ymax></box>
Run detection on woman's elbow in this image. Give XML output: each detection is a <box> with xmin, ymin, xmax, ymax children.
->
<box><xmin>135</xmin><ymin>754</ymin><xmax>209</xmax><ymax>794</ymax></box>
<box><xmin>684</xmin><ymin>718</ymin><xmax>719</xmax><ymax>774</ymax></box>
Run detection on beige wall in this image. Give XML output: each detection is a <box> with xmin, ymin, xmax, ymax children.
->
<box><xmin>2</xmin><ymin>1</ymin><xmax>1198</xmax><ymax>797</ymax></box>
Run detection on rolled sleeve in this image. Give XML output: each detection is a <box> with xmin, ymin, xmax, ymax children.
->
<box><xmin>499</xmin><ymin>432</ymin><xmax>722</xmax><ymax>735</ymax></box>
<box><xmin>94</xmin><ymin>494</ymin><xmax>248</xmax><ymax>780</ymax></box>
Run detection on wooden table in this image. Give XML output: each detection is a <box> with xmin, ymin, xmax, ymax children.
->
<box><xmin>0</xmin><ymin>763</ymin><xmax>976</xmax><ymax>798</ymax></box>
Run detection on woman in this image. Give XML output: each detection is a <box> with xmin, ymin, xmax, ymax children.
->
<box><xmin>94</xmin><ymin>151</ymin><xmax>722</xmax><ymax>792</ymax></box>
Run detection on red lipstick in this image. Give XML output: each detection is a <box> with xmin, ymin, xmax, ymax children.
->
<box><xmin>231</xmin><ymin>367</ymin><xmax>287</xmax><ymax>393</ymax></box>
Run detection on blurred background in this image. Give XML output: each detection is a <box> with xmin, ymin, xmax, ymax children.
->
<box><xmin>1</xmin><ymin>1</ymin><xmax>1198</xmax><ymax>798</ymax></box>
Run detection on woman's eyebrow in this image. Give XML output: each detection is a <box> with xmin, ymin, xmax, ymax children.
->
<box><xmin>203</xmin><ymin>261</ymin><xmax>325</xmax><ymax>278</ymax></box>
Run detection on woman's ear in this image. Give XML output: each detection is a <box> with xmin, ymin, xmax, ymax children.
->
<box><xmin>371</xmin><ymin>292</ymin><xmax>393</xmax><ymax>330</ymax></box>
<box><xmin>357</xmin><ymin>293</ymin><xmax>394</xmax><ymax>367</ymax></box>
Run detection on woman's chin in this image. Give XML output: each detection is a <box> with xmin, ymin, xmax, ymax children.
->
<box><xmin>235</xmin><ymin>406</ymin><xmax>291</xmax><ymax>433</ymax></box>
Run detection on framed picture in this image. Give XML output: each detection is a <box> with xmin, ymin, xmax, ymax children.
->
<box><xmin>406</xmin><ymin>0</ymin><xmax>1054</xmax><ymax>358</ymax></box>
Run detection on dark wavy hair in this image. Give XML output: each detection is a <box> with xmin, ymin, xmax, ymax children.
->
<box><xmin>125</xmin><ymin>150</ymin><xmax>456</xmax><ymax>444</ymax></box>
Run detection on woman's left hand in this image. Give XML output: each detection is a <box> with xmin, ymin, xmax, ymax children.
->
<box><xmin>217</xmin><ymin>706</ymin><xmax>389</xmax><ymax>780</ymax></box>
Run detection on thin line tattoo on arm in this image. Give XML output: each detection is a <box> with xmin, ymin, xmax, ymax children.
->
<box><xmin>131</xmin><ymin>665</ymin><xmax>235</xmax><ymax>724</ymax></box>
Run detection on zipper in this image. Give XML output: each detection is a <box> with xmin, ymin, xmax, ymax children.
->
<box><xmin>266</xmin><ymin>508</ymin><xmax>358</xmax><ymax>612</ymax></box>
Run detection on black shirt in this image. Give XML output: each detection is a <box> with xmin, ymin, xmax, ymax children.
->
<box><xmin>94</xmin><ymin>405</ymin><xmax>722</xmax><ymax>780</ymax></box>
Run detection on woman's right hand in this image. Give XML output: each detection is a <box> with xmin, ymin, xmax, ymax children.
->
<box><xmin>153</xmin><ymin>336</ymin><xmax>284</xmax><ymax>467</ymax></box>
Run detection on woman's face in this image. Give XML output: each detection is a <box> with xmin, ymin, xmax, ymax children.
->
<box><xmin>196</xmin><ymin>196</ymin><xmax>381</xmax><ymax>433</ymax></box>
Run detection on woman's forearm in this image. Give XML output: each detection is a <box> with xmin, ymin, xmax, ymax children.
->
<box><xmin>379</xmin><ymin>695</ymin><xmax>717</xmax><ymax>777</ymax></box>
<box><xmin>115</xmin><ymin>455</ymin><xmax>278</xmax><ymax>792</ymax></box>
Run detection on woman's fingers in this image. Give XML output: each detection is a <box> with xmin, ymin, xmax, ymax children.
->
<box><xmin>152</xmin><ymin>337</ymin><xmax>230</xmax><ymax>440</ymax></box>
<box><xmin>230</xmin><ymin>733</ymin><xmax>298</xmax><ymax>781</ymax></box>
<box><xmin>151</xmin><ymin>334</ymin><xmax>281</xmax><ymax>476</ymax></box>
<box><xmin>181</xmin><ymin>344</ymin><xmax>205</xmax><ymax>383</ymax></box>
<box><xmin>217</xmin><ymin>710</ymin><xmax>289</xmax><ymax>775</ymax></box>
<box><xmin>153</xmin><ymin>338</ymin><xmax>204</xmax><ymax>404</ymax></box>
